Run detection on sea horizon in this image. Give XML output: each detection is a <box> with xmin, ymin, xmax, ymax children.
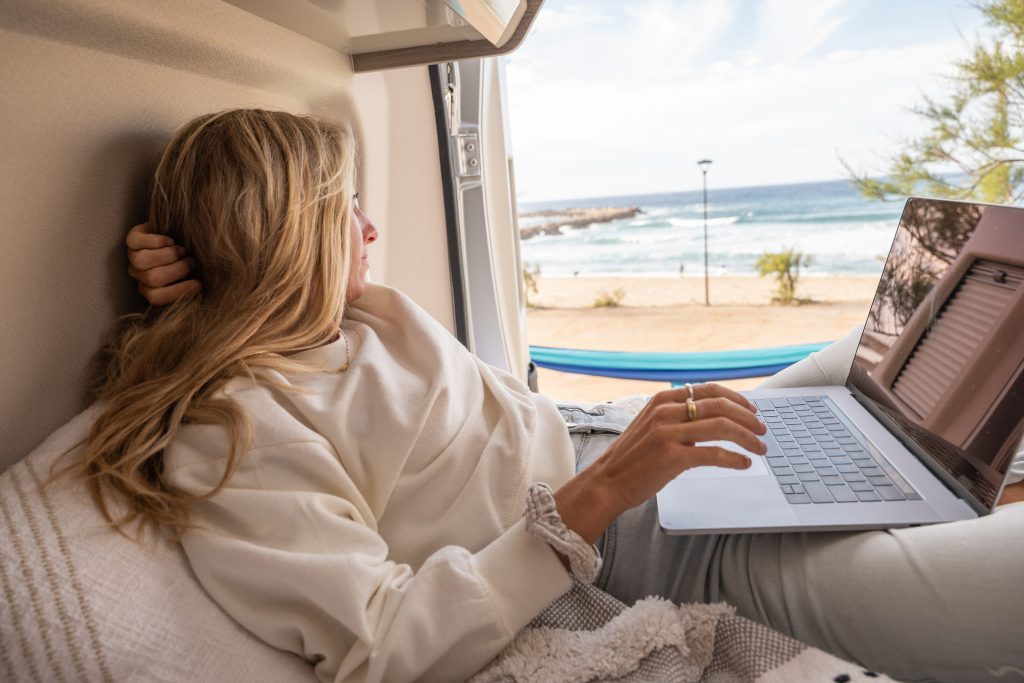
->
<box><xmin>516</xmin><ymin>175</ymin><xmax>887</xmax><ymax>210</ymax></box>
<box><xmin>517</xmin><ymin>177</ymin><xmax>906</xmax><ymax>279</ymax></box>
<box><xmin>520</xmin><ymin>271</ymin><xmax>880</xmax><ymax>280</ymax></box>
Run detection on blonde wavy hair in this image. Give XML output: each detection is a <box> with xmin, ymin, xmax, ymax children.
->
<box><xmin>75</xmin><ymin>109</ymin><xmax>355</xmax><ymax>536</ymax></box>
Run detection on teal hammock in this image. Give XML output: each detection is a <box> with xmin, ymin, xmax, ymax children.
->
<box><xmin>529</xmin><ymin>341</ymin><xmax>831</xmax><ymax>383</ymax></box>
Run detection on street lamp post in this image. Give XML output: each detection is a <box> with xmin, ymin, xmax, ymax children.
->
<box><xmin>697</xmin><ymin>159</ymin><xmax>712</xmax><ymax>306</ymax></box>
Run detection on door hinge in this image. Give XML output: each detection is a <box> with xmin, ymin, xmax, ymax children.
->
<box><xmin>452</xmin><ymin>132</ymin><xmax>481</xmax><ymax>178</ymax></box>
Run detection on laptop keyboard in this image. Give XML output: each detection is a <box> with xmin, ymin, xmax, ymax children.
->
<box><xmin>754</xmin><ymin>397</ymin><xmax>922</xmax><ymax>505</ymax></box>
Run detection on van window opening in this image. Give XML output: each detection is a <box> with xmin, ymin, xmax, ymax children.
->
<box><xmin>505</xmin><ymin>0</ymin><xmax>987</xmax><ymax>402</ymax></box>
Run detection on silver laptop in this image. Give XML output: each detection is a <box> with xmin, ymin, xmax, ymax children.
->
<box><xmin>657</xmin><ymin>197</ymin><xmax>1024</xmax><ymax>534</ymax></box>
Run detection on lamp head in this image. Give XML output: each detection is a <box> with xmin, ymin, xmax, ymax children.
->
<box><xmin>697</xmin><ymin>159</ymin><xmax>712</xmax><ymax>171</ymax></box>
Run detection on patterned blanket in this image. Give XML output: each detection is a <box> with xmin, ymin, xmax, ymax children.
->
<box><xmin>471</xmin><ymin>581</ymin><xmax>896</xmax><ymax>683</ymax></box>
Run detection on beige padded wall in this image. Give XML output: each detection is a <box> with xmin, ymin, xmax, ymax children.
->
<box><xmin>350</xmin><ymin>70</ymin><xmax>455</xmax><ymax>334</ymax></box>
<box><xmin>0</xmin><ymin>0</ymin><xmax>453</xmax><ymax>470</ymax></box>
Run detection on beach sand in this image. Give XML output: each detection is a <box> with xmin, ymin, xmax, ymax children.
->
<box><xmin>526</xmin><ymin>275</ymin><xmax>877</xmax><ymax>402</ymax></box>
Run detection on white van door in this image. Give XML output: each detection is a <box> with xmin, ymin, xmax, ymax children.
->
<box><xmin>441</xmin><ymin>58</ymin><xmax>532</xmax><ymax>384</ymax></box>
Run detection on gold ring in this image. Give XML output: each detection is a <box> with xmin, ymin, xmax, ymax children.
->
<box><xmin>684</xmin><ymin>382</ymin><xmax>695</xmax><ymax>400</ymax></box>
<box><xmin>686</xmin><ymin>397</ymin><xmax>698</xmax><ymax>422</ymax></box>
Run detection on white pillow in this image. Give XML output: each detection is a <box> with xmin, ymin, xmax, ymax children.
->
<box><xmin>0</xmin><ymin>406</ymin><xmax>315</xmax><ymax>682</ymax></box>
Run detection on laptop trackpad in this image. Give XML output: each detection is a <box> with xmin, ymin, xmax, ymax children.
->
<box><xmin>672</xmin><ymin>441</ymin><xmax>770</xmax><ymax>479</ymax></box>
<box><xmin>658</xmin><ymin>475</ymin><xmax>800</xmax><ymax>532</ymax></box>
<box><xmin>657</xmin><ymin>446</ymin><xmax>799</xmax><ymax>532</ymax></box>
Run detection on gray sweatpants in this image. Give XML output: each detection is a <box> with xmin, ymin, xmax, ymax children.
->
<box><xmin>564</xmin><ymin>327</ymin><xmax>1024</xmax><ymax>683</ymax></box>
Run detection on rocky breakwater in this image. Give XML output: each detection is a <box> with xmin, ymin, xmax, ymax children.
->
<box><xmin>519</xmin><ymin>206</ymin><xmax>641</xmax><ymax>240</ymax></box>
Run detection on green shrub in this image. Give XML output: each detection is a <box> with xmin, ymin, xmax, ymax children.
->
<box><xmin>755</xmin><ymin>249</ymin><xmax>812</xmax><ymax>304</ymax></box>
<box><xmin>593</xmin><ymin>288</ymin><xmax>626</xmax><ymax>308</ymax></box>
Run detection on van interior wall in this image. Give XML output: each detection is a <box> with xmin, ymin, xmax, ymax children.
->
<box><xmin>0</xmin><ymin>0</ymin><xmax>454</xmax><ymax>471</ymax></box>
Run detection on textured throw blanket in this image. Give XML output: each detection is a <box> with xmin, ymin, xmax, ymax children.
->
<box><xmin>471</xmin><ymin>581</ymin><xmax>895</xmax><ymax>683</ymax></box>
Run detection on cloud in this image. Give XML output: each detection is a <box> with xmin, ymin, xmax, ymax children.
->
<box><xmin>529</xmin><ymin>2</ymin><xmax>617</xmax><ymax>33</ymax></box>
<box><xmin>748</xmin><ymin>0</ymin><xmax>850</xmax><ymax>63</ymax></box>
<box><xmin>620</xmin><ymin>0</ymin><xmax>740</xmax><ymax>78</ymax></box>
<box><xmin>511</xmin><ymin>0</ymin><xmax>739</xmax><ymax>84</ymax></box>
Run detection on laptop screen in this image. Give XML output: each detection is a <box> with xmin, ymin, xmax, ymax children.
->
<box><xmin>847</xmin><ymin>197</ymin><xmax>1024</xmax><ymax>509</ymax></box>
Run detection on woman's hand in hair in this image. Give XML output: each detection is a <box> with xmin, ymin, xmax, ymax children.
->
<box><xmin>553</xmin><ymin>384</ymin><xmax>767</xmax><ymax>544</ymax></box>
<box><xmin>126</xmin><ymin>223</ymin><xmax>200</xmax><ymax>305</ymax></box>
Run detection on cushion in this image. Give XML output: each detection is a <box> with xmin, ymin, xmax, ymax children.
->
<box><xmin>0</xmin><ymin>405</ymin><xmax>315</xmax><ymax>682</ymax></box>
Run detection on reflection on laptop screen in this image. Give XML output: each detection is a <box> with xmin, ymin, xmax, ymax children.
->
<box><xmin>848</xmin><ymin>198</ymin><xmax>1024</xmax><ymax>509</ymax></box>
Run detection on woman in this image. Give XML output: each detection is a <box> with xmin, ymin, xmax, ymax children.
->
<box><xmin>86</xmin><ymin>109</ymin><xmax>768</xmax><ymax>682</ymax></box>
<box><xmin>116</xmin><ymin>110</ymin><xmax>1024</xmax><ymax>683</ymax></box>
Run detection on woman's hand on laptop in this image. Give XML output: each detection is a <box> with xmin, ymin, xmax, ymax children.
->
<box><xmin>554</xmin><ymin>384</ymin><xmax>767</xmax><ymax>544</ymax></box>
<box><xmin>126</xmin><ymin>223</ymin><xmax>199</xmax><ymax>305</ymax></box>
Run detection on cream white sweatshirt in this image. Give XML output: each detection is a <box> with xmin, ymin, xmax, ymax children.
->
<box><xmin>164</xmin><ymin>284</ymin><xmax>575</xmax><ymax>683</ymax></box>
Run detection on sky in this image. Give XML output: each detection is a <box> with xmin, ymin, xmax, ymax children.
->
<box><xmin>504</xmin><ymin>0</ymin><xmax>989</xmax><ymax>201</ymax></box>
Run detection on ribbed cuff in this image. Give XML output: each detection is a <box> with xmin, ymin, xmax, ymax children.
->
<box><xmin>472</xmin><ymin>516</ymin><xmax>573</xmax><ymax>635</ymax></box>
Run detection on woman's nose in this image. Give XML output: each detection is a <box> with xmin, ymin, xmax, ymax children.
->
<box><xmin>357</xmin><ymin>208</ymin><xmax>379</xmax><ymax>244</ymax></box>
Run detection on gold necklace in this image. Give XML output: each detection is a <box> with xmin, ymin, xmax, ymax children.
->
<box><xmin>337</xmin><ymin>328</ymin><xmax>351</xmax><ymax>373</ymax></box>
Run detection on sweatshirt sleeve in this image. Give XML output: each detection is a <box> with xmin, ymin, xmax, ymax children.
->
<box><xmin>166</xmin><ymin>440</ymin><xmax>573</xmax><ymax>683</ymax></box>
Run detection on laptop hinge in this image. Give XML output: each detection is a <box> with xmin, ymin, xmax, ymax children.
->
<box><xmin>848</xmin><ymin>385</ymin><xmax>990</xmax><ymax>516</ymax></box>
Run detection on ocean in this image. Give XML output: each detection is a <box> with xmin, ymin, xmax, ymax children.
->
<box><xmin>517</xmin><ymin>178</ymin><xmax>904</xmax><ymax>278</ymax></box>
